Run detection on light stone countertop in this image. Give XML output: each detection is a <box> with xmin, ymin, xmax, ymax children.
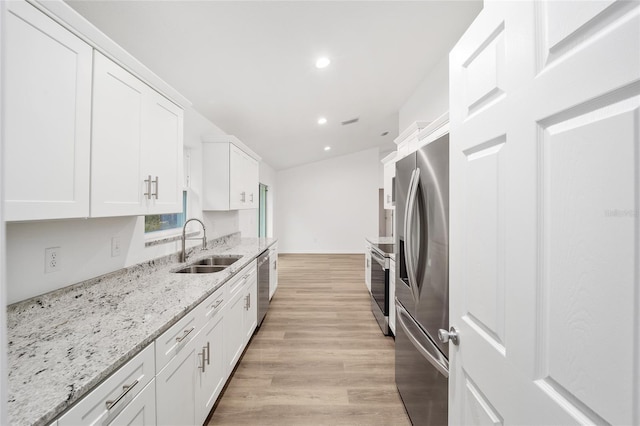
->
<box><xmin>365</xmin><ymin>236</ymin><xmax>395</xmax><ymax>261</ymax></box>
<box><xmin>6</xmin><ymin>234</ymin><xmax>277</xmax><ymax>426</ymax></box>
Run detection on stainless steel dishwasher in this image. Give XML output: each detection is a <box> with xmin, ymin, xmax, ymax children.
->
<box><xmin>257</xmin><ymin>250</ymin><xmax>270</xmax><ymax>327</ymax></box>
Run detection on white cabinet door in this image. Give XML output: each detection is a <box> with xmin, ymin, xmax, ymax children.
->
<box><xmin>142</xmin><ymin>91</ymin><xmax>183</xmax><ymax>214</ymax></box>
<box><xmin>109</xmin><ymin>379</ymin><xmax>156</xmax><ymax>426</ymax></box>
<box><xmin>243</xmin><ymin>271</ymin><xmax>258</xmax><ymax>344</ymax></box>
<box><xmin>389</xmin><ymin>259</ymin><xmax>396</xmax><ymax>335</ymax></box>
<box><xmin>229</xmin><ymin>144</ymin><xmax>246</xmax><ymax>209</ymax></box>
<box><xmin>196</xmin><ymin>311</ymin><xmax>225</xmax><ymax>424</ymax></box>
<box><xmin>449</xmin><ymin>1</ymin><xmax>639</xmax><ymax>425</ymax></box>
<box><xmin>155</xmin><ymin>338</ymin><xmax>197</xmax><ymax>426</ymax></box>
<box><xmin>4</xmin><ymin>0</ymin><xmax>92</xmax><ymax>221</ymax></box>
<box><xmin>91</xmin><ymin>52</ymin><xmax>146</xmax><ymax>217</ymax></box>
<box><xmin>204</xmin><ymin>141</ymin><xmax>258</xmax><ymax>211</ymax></box>
<box><xmin>245</xmin><ymin>155</ymin><xmax>259</xmax><ymax>209</ymax></box>
<box><xmin>91</xmin><ymin>52</ymin><xmax>183</xmax><ymax>218</ymax></box>
<box><xmin>224</xmin><ymin>287</ymin><xmax>246</xmax><ymax>373</ymax></box>
<box><xmin>269</xmin><ymin>244</ymin><xmax>278</xmax><ymax>300</ymax></box>
<box><xmin>383</xmin><ymin>160</ymin><xmax>395</xmax><ymax>209</ymax></box>
<box><xmin>364</xmin><ymin>243</ymin><xmax>372</xmax><ymax>293</ymax></box>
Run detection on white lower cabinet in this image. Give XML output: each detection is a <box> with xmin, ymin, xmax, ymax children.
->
<box><xmin>389</xmin><ymin>259</ymin><xmax>396</xmax><ymax>335</ymax></box>
<box><xmin>55</xmin><ymin>261</ymin><xmax>260</xmax><ymax>426</ymax></box>
<box><xmin>364</xmin><ymin>242</ymin><xmax>372</xmax><ymax>293</ymax></box>
<box><xmin>224</xmin><ymin>261</ymin><xmax>257</xmax><ymax>372</ymax></box>
<box><xmin>155</xmin><ymin>337</ymin><xmax>198</xmax><ymax>426</ymax></box>
<box><xmin>268</xmin><ymin>244</ymin><xmax>278</xmax><ymax>300</ymax></box>
<box><xmin>58</xmin><ymin>344</ymin><xmax>155</xmax><ymax>426</ymax></box>
<box><xmin>109</xmin><ymin>379</ymin><xmax>157</xmax><ymax>425</ymax></box>
<box><xmin>195</xmin><ymin>287</ymin><xmax>227</xmax><ymax>424</ymax></box>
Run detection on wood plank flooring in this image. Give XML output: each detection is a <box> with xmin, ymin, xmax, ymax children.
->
<box><xmin>207</xmin><ymin>254</ymin><xmax>411</xmax><ymax>425</ymax></box>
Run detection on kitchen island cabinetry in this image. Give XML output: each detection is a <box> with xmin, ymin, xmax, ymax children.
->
<box><xmin>91</xmin><ymin>52</ymin><xmax>184</xmax><ymax>218</ymax></box>
<box><xmin>4</xmin><ymin>0</ymin><xmax>92</xmax><ymax>221</ymax></box>
<box><xmin>202</xmin><ymin>137</ymin><xmax>260</xmax><ymax>210</ymax></box>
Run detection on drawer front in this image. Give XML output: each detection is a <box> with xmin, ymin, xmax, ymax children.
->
<box><xmin>227</xmin><ymin>261</ymin><xmax>256</xmax><ymax>297</ymax></box>
<box><xmin>58</xmin><ymin>344</ymin><xmax>154</xmax><ymax>426</ymax></box>
<box><xmin>201</xmin><ymin>285</ymin><xmax>227</xmax><ymax>323</ymax></box>
<box><xmin>155</xmin><ymin>306</ymin><xmax>201</xmax><ymax>373</ymax></box>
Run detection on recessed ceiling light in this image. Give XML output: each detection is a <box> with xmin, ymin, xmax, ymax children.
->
<box><xmin>324</xmin><ymin>146</ymin><xmax>331</xmax><ymax>151</ymax></box>
<box><xmin>315</xmin><ymin>57</ymin><xmax>331</xmax><ymax>69</ymax></box>
<box><xmin>317</xmin><ymin>117</ymin><xmax>327</xmax><ymax>125</ymax></box>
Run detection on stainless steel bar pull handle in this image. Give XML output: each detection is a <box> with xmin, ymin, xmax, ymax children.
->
<box><xmin>152</xmin><ymin>176</ymin><xmax>159</xmax><ymax>199</ymax></box>
<box><xmin>241</xmin><ymin>192</ymin><xmax>246</xmax><ymax>202</ymax></box>
<box><xmin>106</xmin><ymin>379</ymin><xmax>139</xmax><ymax>410</ymax></box>
<box><xmin>204</xmin><ymin>341</ymin><xmax>211</xmax><ymax>365</ymax></box>
<box><xmin>212</xmin><ymin>299</ymin><xmax>224</xmax><ymax>309</ymax></box>
<box><xmin>144</xmin><ymin>175</ymin><xmax>152</xmax><ymax>199</ymax></box>
<box><xmin>199</xmin><ymin>349</ymin><xmax>206</xmax><ymax>372</ymax></box>
<box><xmin>175</xmin><ymin>326</ymin><xmax>195</xmax><ymax>343</ymax></box>
<box><xmin>387</xmin><ymin>194</ymin><xmax>391</xmax><ymax>203</ymax></box>
<box><xmin>250</xmin><ymin>193</ymin><xmax>254</xmax><ymax>202</ymax></box>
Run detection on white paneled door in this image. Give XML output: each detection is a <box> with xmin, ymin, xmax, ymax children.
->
<box><xmin>449</xmin><ymin>1</ymin><xmax>639</xmax><ymax>425</ymax></box>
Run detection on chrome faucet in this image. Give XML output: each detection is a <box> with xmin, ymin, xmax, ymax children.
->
<box><xmin>180</xmin><ymin>218</ymin><xmax>207</xmax><ymax>263</ymax></box>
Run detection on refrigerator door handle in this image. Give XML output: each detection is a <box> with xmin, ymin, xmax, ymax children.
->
<box><xmin>396</xmin><ymin>300</ymin><xmax>449</xmax><ymax>378</ymax></box>
<box><xmin>405</xmin><ymin>168</ymin><xmax>421</xmax><ymax>303</ymax></box>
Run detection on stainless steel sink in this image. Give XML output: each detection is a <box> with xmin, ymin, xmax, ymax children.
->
<box><xmin>174</xmin><ymin>265</ymin><xmax>227</xmax><ymax>274</ymax></box>
<box><xmin>192</xmin><ymin>256</ymin><xmax>242</xmax><ymax>267</ymax></box>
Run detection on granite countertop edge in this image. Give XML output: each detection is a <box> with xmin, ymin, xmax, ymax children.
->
<box><xmin>7</xmin><ymin>235</ymin><xmax>277</xmax><ymax>426</ymax></box>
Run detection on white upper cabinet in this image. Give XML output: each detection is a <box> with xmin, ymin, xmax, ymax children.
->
<box><xmin>91</xmin><ymin>52</ymin><xmax>184</xmax><ymax>217</ymax></box>
<box><xmin>381</xmin><ymin>152</ymin><xmax>396</xmax><ymax>209</ymax></box>
<box><xmin>4</xmin><ymin>0</ymin><xmax>92</xmax><ymax>221</ymax></box>
<box><xmin>202</xmin><ymin>136</ymin><xmax>260</xmax><ymax>211</ymax></box>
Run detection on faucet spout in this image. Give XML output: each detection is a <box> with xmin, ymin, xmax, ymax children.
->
<box><xmin>180</xmin><ymin>218</ymin><xmax>207</xmax><ymax>263</ymax></box>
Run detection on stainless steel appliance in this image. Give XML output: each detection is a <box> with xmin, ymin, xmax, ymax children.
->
<box><xmin>369</xmin><ymin>243</ymin><xmax>393</xmax><ymax>335</ymax></box>
<box><xmin>257</xmin><ymin>250</ymin><xmax>270</xmax><ymax>327</ymax></box>
<box><xmin>395</xmin><ymin>133</ymin><xmax>449</xmax><ymax>425</ymax></box>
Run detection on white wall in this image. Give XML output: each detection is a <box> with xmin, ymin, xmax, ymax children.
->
<box><xmin>275</xmin><ymin>148</ymin><xmax>379</xmax><ymax>254</ymax></box>
<box><xmin>5</xmin><ymin>107</ymin><xmax>242</xmax><ymax>304</ymax></box>
<box><xmin>398</xmin><ymin>55</ymin><xmax>449</xmax><ymax>130</ymax></box>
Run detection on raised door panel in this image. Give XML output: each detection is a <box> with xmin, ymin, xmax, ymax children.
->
<box><xmin>196</xmin><ymin>312</ymin><xmax>225</xmax><ymax>424</ymax></box>
<box><xmin>155</xmin><ymin>340</ymin><xmax>197</xmax><ymax>426</ymax></box>
<box><xmin>91</xmin><ymin>52</ymin><xmax>146</xmax><ymax>217</ymax></box>
<box><xmin>109</xmin><ymin>379</ymin><xmax>156</xmax><ymax>426</ymax></box>
<box><xmin>202</xmin><ymin>143</ymin><xmax>230</xmax><ymax>210</ymax></box>
<box><xmin>142</xmin><ymin>91</ymin><xmax>184</xmax><ymax>214</ymax></box>
<box><xmin>5</xmin><ymin>0</ymin><xmax>92</xmax><ymax>220</ymax></box>
<box><xmin>383</xmin><ymin>161</ymin><xmax>395</xmax><ymax>209</ymax></box>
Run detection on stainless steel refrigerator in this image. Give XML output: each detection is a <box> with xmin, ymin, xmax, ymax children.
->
<box><xmin>395</xmin><ymin>133</ymin><xmax>449</xmax><ymax>425</ymax></box>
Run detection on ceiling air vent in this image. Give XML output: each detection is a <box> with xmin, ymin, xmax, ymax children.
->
<box><xmin>341</xmin><ymin>117</ymin><xmax>359</xmax><ymax>126</ymax></box>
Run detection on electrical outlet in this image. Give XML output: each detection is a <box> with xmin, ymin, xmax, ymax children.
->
<box><xmin>45</xmin><ymin>247</ymin><xmax>61</xmax><ymax>273</ymax></box>
<box><xmin>111</xmin><ymin>237</ymin><xmax>121</xmax><ymax>257</ymax></box>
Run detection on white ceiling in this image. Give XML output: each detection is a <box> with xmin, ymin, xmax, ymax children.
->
<box><xmin>65</xmin><ymin>1</ymin><xmax>482</xmax><ymax>170</ymax></box>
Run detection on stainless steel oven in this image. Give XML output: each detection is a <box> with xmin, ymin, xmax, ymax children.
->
<box><xmin>369</xmin><ymin>245</ymin><xmax>390</xmax><ymax>335</ymax></box>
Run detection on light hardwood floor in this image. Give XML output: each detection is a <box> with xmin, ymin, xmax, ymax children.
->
<box><xmin>207</xmin><ymin>254</ymin><xmax>411</xmax><ymax>425</ymax></box>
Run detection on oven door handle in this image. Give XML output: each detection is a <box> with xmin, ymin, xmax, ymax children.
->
<box><xmin>370</xmin><ymin>249</ymin><xmax>386</xmax><ymax>269</ymax></box>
